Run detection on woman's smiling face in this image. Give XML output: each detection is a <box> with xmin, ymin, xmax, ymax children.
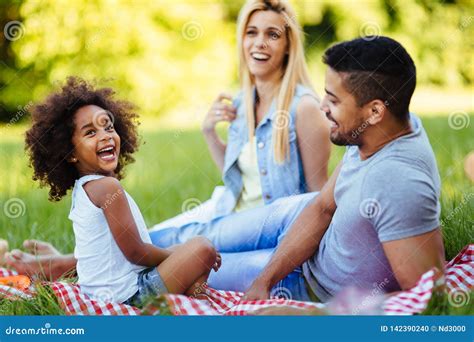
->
<box><xmin>243</xmin><ymin>10</ymin><xmax>289</xmax><ymax>81</ymax></box>
<box><xmin>70</xmin><ymin>105</ymin><xmax>121</xmax><ymax>177</ymax></box>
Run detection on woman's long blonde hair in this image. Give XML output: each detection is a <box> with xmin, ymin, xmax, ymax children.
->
<box><xmin>237</xmin><ymin>0</ymin><xmax>314</xmax><ymax>163</ymax></box>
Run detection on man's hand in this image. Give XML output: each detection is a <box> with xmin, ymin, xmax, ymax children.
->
<box><xmin>242</xmin><ymin>278</ymin><xmax>271</xmax><ymax>300</ymax></box>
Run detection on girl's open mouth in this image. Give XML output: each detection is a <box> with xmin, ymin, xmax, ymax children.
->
<box><xmin>97</xmin><ymin>146</ymin><xmax>117</xmax><ymax>161</ymax></box>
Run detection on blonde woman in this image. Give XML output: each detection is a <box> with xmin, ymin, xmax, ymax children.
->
<box><xmin>149</xmin><ymin>0</ymin><xmax>330</xmax><ymax>293</ymax></box>
<box><xmin>152</xmin><ymin>0</ymin><xmax>330</xmax><ymax>229</ymax></box>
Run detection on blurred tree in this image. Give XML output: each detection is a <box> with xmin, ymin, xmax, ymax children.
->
<box><xmin>293</xmin><ymin>0</ymin><xmax>473</xmax><ymax>88</ymax></box>
<box><xmin>0</xmin><ymin>0</ymin><xmax>472</xmax><ymax>123</ymax></box>
<box><xmin>0</xmin><ymin>0</ymin><xmax>25</xmax><ymax>123</ymax></box>
<box><xmin>1</xmin><ymin>0</ymin><xmax>236</xmax><ymax>121</ymax></box>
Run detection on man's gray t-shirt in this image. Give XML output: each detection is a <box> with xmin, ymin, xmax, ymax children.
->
<box><xmin>303</xmin><ymin>114</ymin><xmax>441</xmax><ymax>302</ymax></box>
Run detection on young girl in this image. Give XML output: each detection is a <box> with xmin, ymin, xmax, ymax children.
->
<box><xmin>24</xmin><ymin>77</ymin><xmax>221</xmax><ymax>305</ymax></box>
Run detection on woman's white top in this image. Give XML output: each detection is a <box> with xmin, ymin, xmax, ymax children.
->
<box><xmin>234</xmin><ymin>136</ymin><xmax>264</xmax><ymax>212</ymax></box>
<box><xmin>68</xmin><ymin>174</ymin><xmax>151</xmax><ymax>303</ymax></box>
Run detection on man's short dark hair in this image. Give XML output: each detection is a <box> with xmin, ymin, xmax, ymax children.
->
<box><xmin>322</xmin><ymin>36</ymin><xmax>416</xmax><ymax>122</ymax></box>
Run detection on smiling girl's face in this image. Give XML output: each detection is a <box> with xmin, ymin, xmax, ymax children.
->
<box><xmin>243</xmin><ymin>10</ymin><xmax>288</xmax><ymax>81</ymax></box>
<box><xmin>70</xmin><ymin>105</ymin><xmax>121</xmax><ymax>177</ymax></box>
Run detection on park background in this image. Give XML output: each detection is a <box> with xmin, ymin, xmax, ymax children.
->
<box><xmin>0</xmin><ymin>0</ymin><xmax>472</xmax><ymax>314</ymax></box>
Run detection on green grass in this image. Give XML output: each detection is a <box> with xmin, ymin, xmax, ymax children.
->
<box><xmin>0</xmin><ymin>114</ymin><xmax>472</xmax><ymax>315</ymax></box>
<box><xmin>0</xmin><ymin>283</ymin><xmax>64</xmax><ymax>315</ymax></box>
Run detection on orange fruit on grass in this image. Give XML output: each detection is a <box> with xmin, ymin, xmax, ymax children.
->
<box><xmin>0</xmin><ymin>275</ymin><xmax>31</xmax><ymax>290</ymax></box>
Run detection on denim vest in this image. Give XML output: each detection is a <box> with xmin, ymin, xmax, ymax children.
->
<box><xmin>213</xmin><ymin>84</ymin><xmax>316</xmax><ymax>218</ymax></box>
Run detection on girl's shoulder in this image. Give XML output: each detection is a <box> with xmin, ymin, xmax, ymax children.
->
<box><xmin>81</xmin><ymin>176</ymin><xmax>123</xmax><ymax>209</ymax></box>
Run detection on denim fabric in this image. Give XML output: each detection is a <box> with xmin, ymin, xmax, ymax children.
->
<box><xmin>149</xmin><ymin>192</ymin><xmax>318</xmax><ymax>300</ymax></box>
<box><xmin>205</xmin><ymin>248</ymin><xmax>312</xmax><ymax>302</ymax></box>
<box><xmin>213</xmin><ymin>84</ymin><xmax>317</xmax><ymax>218</ymax></box>
<box><xmin>123</xmin><ymin>267</ymin><xmax>168</xmax><ymax>306</ymax></box>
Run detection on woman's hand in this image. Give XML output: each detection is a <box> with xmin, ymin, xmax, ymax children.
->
<box><xmin>202</xmin><ymin>92</ymin><xmax>237</xmax><ymax>134</ymax></box>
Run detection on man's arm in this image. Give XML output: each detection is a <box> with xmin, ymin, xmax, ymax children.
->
<box><xmin>382</xmin><ymin>228</ymin><xmax>445</xmax><ymax>290</ymax></box>
<box><xmin>243</xmin><ymin>162</ymin><xmax>342</xmax><ymax>300</ymax></box>
<box><xmin>363</xmin><ymin>158</ymin><xmax>445</xmax><ymax>291</ymax></box>
<box><xmin>251</xmin><ymin>230</ymin><xmax>444</xmax><ymax>314</ymax></box>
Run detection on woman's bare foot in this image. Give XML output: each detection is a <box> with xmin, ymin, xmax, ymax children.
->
<box><xmin>22</xmin><ymin>239</ymin><xmax>61</xmax><ymax>256</ymax></box>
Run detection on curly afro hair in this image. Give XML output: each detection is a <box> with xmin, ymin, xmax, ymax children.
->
<box><xmin>25</xmin><ymin>76</ymin><xmax>140</xmax><ymax>201</ymax></box>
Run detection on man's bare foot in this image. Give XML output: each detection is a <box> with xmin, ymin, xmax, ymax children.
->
<box><xmin>0</xmin><ymin>239</ymin><xmax>9</xmax><ymax>266</ymax></box>
<box><xmin>4</xmin><ymin>249</ymin><xmax>44</xmax><ymax>277</ymax></box>
<box><xmin>3</xmin><ymin>249</ymin><xmax>73</xmax><ymax>281</ymax></box>
<box><xmin>22</xmin><ymin>239</ymin><xmax>61</xmax><ymax>256</ymax></box>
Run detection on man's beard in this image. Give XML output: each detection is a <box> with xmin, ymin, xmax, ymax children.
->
<box><xmin>330</xmin><ymin>131</ymin><xmax>358</xmax><ymax>146</ymax></box>
<box><xmin>329</xmin><ymin>117</ymin><xmax>366</xmax><ymax>146</ymax></box>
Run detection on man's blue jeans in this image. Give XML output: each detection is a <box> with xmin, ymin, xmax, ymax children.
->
<box><xmin>149</xmin><ymin>192</ymin><xmax>318</xmax><ymax>301</ymax></box>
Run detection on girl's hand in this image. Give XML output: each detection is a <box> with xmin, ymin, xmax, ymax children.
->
<box><xmin>202</xmin><ymin>93</ymin><xmax>237</xmax><ymax>134</ymax></box>
<box><xmin>212</xmin><ymin>252</ymin><xmax>222</xmax><ymax>272</ymax></box>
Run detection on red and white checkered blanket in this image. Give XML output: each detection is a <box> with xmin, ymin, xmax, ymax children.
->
<box><xmin>1</xmin><ymin>244</ymin><xmax>472</xmax><ymax>315</ymax></box>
